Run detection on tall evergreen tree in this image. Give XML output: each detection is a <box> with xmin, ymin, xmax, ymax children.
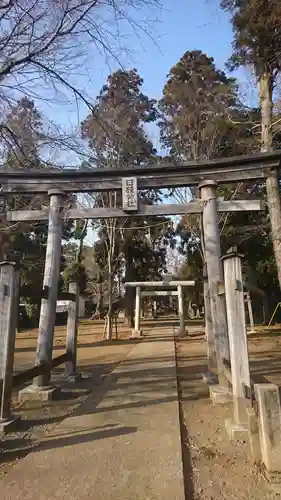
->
<box><xmin>81</xmin><ymin>69</ymin><xmax>167</xmax><ymax>338</ymax></box>
<box><xmin>159</xmin><ymin>50</ymin><xmax>242</xmax><ymax>161</ymax></box>
<box><xmin>0</xmin><ymin>98</ymin><xmax>74</xmax><ymax>322</ymax></box>
<box><xmin>220</xmin><ymin>0</ymin><xmax>281</xmax><ymax>290</ymax></box>
<box><xmin>159</xmin><ymin>49</ymin><xmax>279</xmax><ymax>312</ymax></box>
<box><xmin>0</xmin><ymin>98</ymin><xmax>44</xmax><ymax>259</ymax></box>
<box><xmin>81</xmin><ymin>69</ymin><xmax>158</xmax><ymax>167</ymax></box>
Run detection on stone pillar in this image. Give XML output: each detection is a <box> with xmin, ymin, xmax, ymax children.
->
<box><xmin>199</xmin><ymin>180</ymin><xmax>230</xmax><ymax>396</ymax></box>
<box><xmin>223</xmin><ymin>249</ymin><xmax>251</xmax><ymax>440</ymax></box>
<box><xmin>20</xmin><ymin>190</ymin><xmax>64</xmax><ymax>401</ymax></box>
<box><xmin>254</xmin><ymin>383</ymin><xmax>281</xmax><ymax>483</ymax></box>
<box><xmin>177</xmin><ymin>285</ymin><xmax>186</xmax><ymax>336</ymax></box>
<box><xmin>65</xmin><ymin>281</ymin><xmax>81</xmax><ymax>383</ymax></box>
<box><xmin>0</xmin><ymin>257</ymin><xmax>21</xmax><ymax>432</ymax></box>
<box><xmin>203</xmin><ymin>265</ymin><xmax>217</xmax><ymax>379</ymax></box>
<box><xmin>132</xmin><ymin>286</ymin><xmax>142</xmax><ymax>338</ymax></box>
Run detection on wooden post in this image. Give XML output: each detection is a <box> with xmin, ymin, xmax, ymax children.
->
<box><xmin>78</xmin><ymin>295</ymin><xmax>85</xmax><ymax>318</ymax></box>
<box><xmin>199</xmin><ymin>180</ymin><xmax>230</xmax><ymax>395</ymax></box>
<box><xmin>0</xmin><ymin>257</ymin><xmax>20</xmax><ymax>432</ymax></box>
<box><xmin>153</xmin><ymin>300</ymin><xmax>157</xmax><ymax>319</ymax></box>
<box><xmin>65</xmin><ymin>281</ymin><xmax>81</xmax><ymax>382</ymax></box>
<box><xmin>177</xmin><ymin>284</ymin><xmax>186</xmax><ymax>336</ymax></box>
<box><xmin>246</xmin><ymin>291</ymin><xmax>255</xmax><ymax>332</ymax></box>
<box><xmin>222</xmin><ymin>249</ymin><xmax>251</xmax><ymax>440</ymax></box>
<box><xmin>21</xmin><ymin>190</ymin><xmax>64</xmax><ymax>399</ymax></box>
<box><xmin>203</xmin><ymin>265</ymin><xmax>217</xmax><ymax>376</ymax></box>
<box><xmin>132</xmin><ymin>286</ymin><xmax>141</xmax><ymax>338</ymax></box>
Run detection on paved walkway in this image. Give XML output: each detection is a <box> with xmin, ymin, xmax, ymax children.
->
<box><xmin>0</xmin><ymin>328</ymin><xmax>185</xmax><ymax>500</ymax></box>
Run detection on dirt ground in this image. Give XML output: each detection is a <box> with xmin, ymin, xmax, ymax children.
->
<box><xmin>2</xmin><ymin>318</ymin><xmax>281</xmax><ymax>499</ymax></box>
<box><xmin>0</xmin><ymin>319</ymin><xmax>144</xmax><ymax>478</ymax></box>
<box><xmin>176</xmin><ymin>326</ymin><xmax>281</xmax><ymax>500</ymax></box>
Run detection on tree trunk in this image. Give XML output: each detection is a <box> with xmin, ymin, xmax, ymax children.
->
<box><xmin>262</xmin><ymin>297</ymin><xmax>270</xmax><ymax>325</ymax></box>
<box><xmin>77</xmin><ymin>221</ymin><xmax>88</xmax><ymax>263</ymax></box>
<box><xmin>106</xmin><ymin>258</ymin><xmax>113</xmax><ymax>340</ymax></box>
<box><xmin>124</xmin><ymin>249</ymin><xmax>134</xmax><ymax>327</ymax></box>
<box><xmin>259</xmin><ymin>70</ymin><xmax>281</xmax><ymax>289</ymax></box>
<box><xmin>141</xmin><ymin>301</ymin><xmax>145</xmax><ymax>319</ymax></box>
<box><xmin>95</xmin><ymin>270</ymin><xmax>104</xmax><ymax>318</ymax></box>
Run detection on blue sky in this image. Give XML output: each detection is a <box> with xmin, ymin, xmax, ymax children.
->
<box><xmin>136</xmin><ymin>1</ymin><xmax>233</xmax><ymax>96</ymax></box>
<box><xmin>40</xmin><ymin>0</ymin><xmax>257</xmax><ymax>163</ymax></box>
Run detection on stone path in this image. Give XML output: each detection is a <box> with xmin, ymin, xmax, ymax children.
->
<box><xmin>0</xmin><ymin>328</ymin><xmax>185</xmax><ymax>500</ymax></box>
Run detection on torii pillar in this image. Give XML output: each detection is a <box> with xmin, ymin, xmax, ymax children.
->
<box><xmin>19</xmin><ymin>189</ymin><xmax>65</xmax><ymax>402</ymax></box>
<box><xmin>132</xmin><ymin>286</ymin><xmax>142</xmax><ymax>338</ymax></box>
<box><xmin>203</xmin><ymin>264</ymin><xmax>216</xmax><ymax>376</ymax></box>
<box><xmin>177</xmin><ymin>284</ymin><xmax>186</xmax><ymax>336</ymax></box>
<box><xmin>199</xmin><ymin>180</ymin><xmax>231</xmax><ymax>398</ymax></box>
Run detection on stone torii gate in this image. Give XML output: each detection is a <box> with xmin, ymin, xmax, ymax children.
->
<box><xmin>125</xmin><ymin>280</ymin><xmax>195</xmax><ymax>338</ymax></box>
<box><xmin>0</xmin><ymin>151</ymin><xmax>279</xmax><ymax>402</ymax></box>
